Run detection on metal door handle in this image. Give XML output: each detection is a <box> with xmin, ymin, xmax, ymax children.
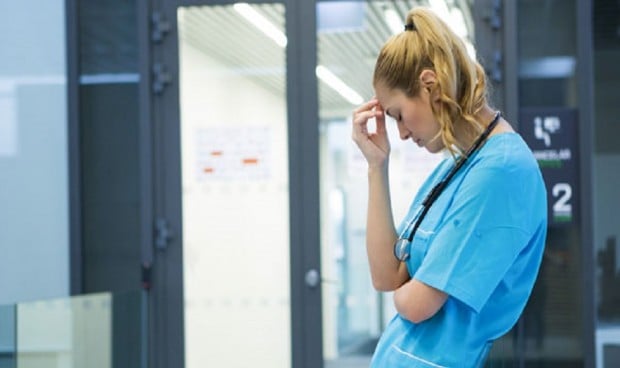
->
<box><xmin>305</xmin><ymin>269</ymin><xmax>320</xmax><ymax>288</ymax></box>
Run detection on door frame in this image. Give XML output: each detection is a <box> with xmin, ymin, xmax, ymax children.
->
<box><xmin>141</xmin><ymin>0</ymin><xmax>324</xmax><ymax>367</ymax></box>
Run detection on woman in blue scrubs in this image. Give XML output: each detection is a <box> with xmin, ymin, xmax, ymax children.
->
<box><xmin>351</xmin><ymin>7</ymin><xmax>547</xmax><ymax>368</ymax></box>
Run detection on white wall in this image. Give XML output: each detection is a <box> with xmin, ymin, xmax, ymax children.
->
<box><xmin>0</xmin><ymin>1</ymin><xmax>68</xmax><ymax>305</ymax></box>
<box><xmin>179</xmin><ymin>39</ymin><xmax>291</xmax><ymax>367</ymax></box>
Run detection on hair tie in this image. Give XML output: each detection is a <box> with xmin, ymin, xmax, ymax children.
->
<box><xmin>404</xmin><ymin>22</ymin><xmax>416</xmax><ymax>31</ymax></box>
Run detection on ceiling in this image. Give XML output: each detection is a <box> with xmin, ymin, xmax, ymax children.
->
<box><xmin>78</xmin><ymin>0</ymin><xmax>620</xmax><ymax>120</ymax></box>
<box><xmin>177</xmin><ymin>1</ymin><xmax>474</xmax><ymax>120</ymax></box>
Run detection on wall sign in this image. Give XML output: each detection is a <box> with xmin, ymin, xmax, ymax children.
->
<box><xmin>520</xmin><ymin>107</ymin><xmax>579</xmax><ymax>226</ymax></box>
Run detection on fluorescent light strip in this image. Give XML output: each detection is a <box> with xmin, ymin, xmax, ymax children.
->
<box><xmin>232</xmin><ymin>3</ymin><xmax>361</xmax><ymax>105</ymax></box>
<box><xmin>464</xmin><ymin>40</ymin><xmax>477</xmax><ymax>60</ymax></box>
<box><xmin>234</xmin><ymin>3</ymin><xmax>287</xmax><ymax>48</ymax></box>
<box><xmin>384</xmin><ymin>8</ymin><xmax>403</xmax><ymax>35</ymax></box>
<box><xmin>449</xmin><ymin>8</ymin><xmax>468</xmax><ymax>38</ymax></box>
<box><xmin>427</xmin><ymin>0</ymin><xmax>474</xmax><ymax>59</ymax></box>
<box><xmin>429</xmin><ymin>0</ymin><xmax>451</xmax><ymax>22</ymax></box>
<box><xmin>429</xmin><ymin>0</ymin><xmax>469</xmax><ymax>39</ymax></box>
<box><xmin>316</xmin><ymin>65</ymin><xmax>363</xmax><ymax>105</ymax></box>
<box><xmin>80</xmin><ymin>73</ymin><xmax>140</xmax><ymax>85</ymax></box>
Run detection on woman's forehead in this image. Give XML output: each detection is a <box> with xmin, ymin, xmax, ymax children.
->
<box><xmin>375</xmin><ymin>84</ymin><xmax>402</xmax><ymax>101</ymax></box>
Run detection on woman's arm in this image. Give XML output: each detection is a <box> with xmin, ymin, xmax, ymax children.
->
<box><xmin>393</xmin><ymin>278</ymin><xmax>448</xmax><ymax>323</ymax></box>
<box><xmin>366</xmin><ymin>163</ymin><xmax>410</xmax><ymax>291</ymax></box>
<box><xmin>351</xmin><ymin>99</ymin><xmax>409</xmax><ymax>291</ymax></box>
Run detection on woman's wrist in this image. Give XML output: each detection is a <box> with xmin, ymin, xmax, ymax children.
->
<box><xmin>368</xmin><ymin>159</ymin><xmax>389</xmax><ymax>174</ymax></box>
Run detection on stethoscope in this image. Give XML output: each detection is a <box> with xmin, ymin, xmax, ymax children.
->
<box><xmin>393</xmin><ymin>111</ymin><xmax>502</xmax><ymax>262</ymax></box>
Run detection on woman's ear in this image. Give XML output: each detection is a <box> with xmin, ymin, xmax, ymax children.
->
<box><xmin>419</xmin><ymin>69</ymin><xmax>440</xmax><ymax>102</ymax></box>
<box><xmin>419</xmin><ymin>69</ymin><xmax>437</xmax><ymax>88</ymax></box>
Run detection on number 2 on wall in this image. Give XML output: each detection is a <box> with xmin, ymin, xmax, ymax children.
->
<box><xmin>552</xmin><ymin>183</ymin><xmax>572</xmax><ymax>213</ymax></box>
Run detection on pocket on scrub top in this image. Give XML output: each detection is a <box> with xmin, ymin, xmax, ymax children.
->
<box><xmin>386</xmin><ymin>344</ymin><xmax>448</xmax><ymax>368</ymax></box>
<box><xmin>407</xmin><ymin>229</ymin><xmax>434</xmax><ymax>274</ymax></box>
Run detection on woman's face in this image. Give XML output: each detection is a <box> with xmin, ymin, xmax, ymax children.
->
<box><xmin>374</xmin><ymin>82</ymin><xmax>443</xmax><ymax>153</ymax></box>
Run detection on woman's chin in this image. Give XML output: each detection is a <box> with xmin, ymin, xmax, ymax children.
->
<box><xmin>424</xmin><ymin>142</ymin><xmax>444</xmax><ymax>154</ymax></box>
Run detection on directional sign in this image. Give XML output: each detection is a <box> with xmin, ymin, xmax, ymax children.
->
<box><xmin>520</xmin><ymin>107</ymin><xmax>579</xmax><ymax>227</ymax></box>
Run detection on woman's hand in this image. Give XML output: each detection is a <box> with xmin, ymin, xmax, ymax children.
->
<box><xmin>352</xmin><ymin>99</ymin><xmax>390</xmax><ymax>168</ymax></box>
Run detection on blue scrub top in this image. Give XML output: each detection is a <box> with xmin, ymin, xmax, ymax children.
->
<box><xmin>371</xmin><ymin>133</ymin><xmax>547</xmax><ymax>368</ymax></box>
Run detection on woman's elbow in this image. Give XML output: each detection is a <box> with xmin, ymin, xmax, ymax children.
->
<box><xmin>393</xmin><ymin>288</ymin><xmax>438</xmax><ymax>324</ymax></box>
<box><xmin>399</xmin><ymin>308</ymin><xmax>434</xmax><ymax>324</ymax></box>
<box><xmin>371</xmin><ymin>277</ymin><xmax>393</xmax><ymax>292</ymax></box>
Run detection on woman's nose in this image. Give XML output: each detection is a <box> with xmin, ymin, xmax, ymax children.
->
<box><xmin>397</xmin><ymin>123</ymin><xmax>410</xmax><ymax>140</ymax></box>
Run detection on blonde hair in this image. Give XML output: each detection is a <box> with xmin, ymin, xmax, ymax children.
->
<box><xmin>373</xmin><ymin>7</ymin><xmax>489</xmax><ymax>156</ymax></box>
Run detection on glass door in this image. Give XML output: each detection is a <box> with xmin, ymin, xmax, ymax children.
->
<box><xmin>176</xmin><ymin>3</ymin><xmax>291</xmax><ymax>367</ymax></box>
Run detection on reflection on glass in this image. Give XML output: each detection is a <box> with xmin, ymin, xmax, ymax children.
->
<box><xmin>0</xmin><ymin>0</ymin><xmax>68</xmax><ymax>306</ymax></box>
<box><xmin>317</xmin><ymin>1</ymin><xmax>468</xmax><ymax>366</ymax></box>
<box><xmin>513</xmin><ymin>1</ymin><xmax>584</xmax><ymax>367</ymax></box>
<box><xmin>178</xmin><ymin>4</ymin><xmax>291</xmax><ymax>368</ymax></box>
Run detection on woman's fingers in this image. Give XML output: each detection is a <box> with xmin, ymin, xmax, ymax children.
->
<box><xmin>374</xmin><ymin>103</ymin><xmax>387</xmax><ymax>134</ymax></box>
<box><xmin>351</xmin><ymin>99</ymin><xmax>391</xmax><ymax>163</ymax></box>
<box><xmin>353</xmin><ymin>98</ymin><xmax>379</xmax><ymax>115</ymax></box>
<box><xmin>353</xmin><ymin>110</ymin><xmax>378</xmax><ymax>128</ymax></box>
<box><xmin>352</xmin><ymin>99</ymin><xmax>381</xmax><ymax>135</ymax></box>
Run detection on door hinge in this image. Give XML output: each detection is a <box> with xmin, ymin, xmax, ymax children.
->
<box><xmin>482</xmin><ymin>0</ymin><xmax>503</xmax><ymax>83</ymax></box>
<box><xmin>151</xmin><ymin>11</ymin><xmax>171</xmax><ymax>43</ymax></box>
<box><xmin>154</xmin><ymin>217</ymin><xmax>173</xmax><ymax>250</ymax></box>
<box><xmin>486</xmin><ymin>0</ymin><xmax>502</xmax><ymax>30</ymax></box>
<box><xmin>491</xmin><ymin>50</ymin><xmax>503</xmax><ymax>83</ymax></box>
<box><xmin>152</xmin><ymin>62</ymin><xmax>171</xmax><ymax>95</ymax></box>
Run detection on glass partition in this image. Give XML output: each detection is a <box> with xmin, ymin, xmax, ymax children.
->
<box><xmin>0</xmin><ymin>0</ymin><xmax>68</xmax><ymax>305</ymax></box>
<box><xmin>0</xmin><ymin>292</ymin><xmax>144</xmax><ymax>368</ymax></box>
<box><xmin>514</xmin><ymin>0</ymin><xmax>584</xmax><ymax>366</ymax></box>
<box><xmin>593</xmin><ymin>0</ymin><xmax>620</xmax><ymax>367</ymax></box>
<box><xmin>177</xmin><ymin>4</ymin><xmax>291</xmax><ymax>367</ymax></box>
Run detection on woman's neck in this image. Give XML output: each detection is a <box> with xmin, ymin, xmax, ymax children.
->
<box><xmin>453</xmin><ymin>106</ymin><xmax>513</xmax><ymax>153</ymax></box>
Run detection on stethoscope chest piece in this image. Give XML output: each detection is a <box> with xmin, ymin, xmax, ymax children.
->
<box><xmin>394</xmin><ymin>238</ymin><xmax>411</xmax><ymax>262</ymax></box>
